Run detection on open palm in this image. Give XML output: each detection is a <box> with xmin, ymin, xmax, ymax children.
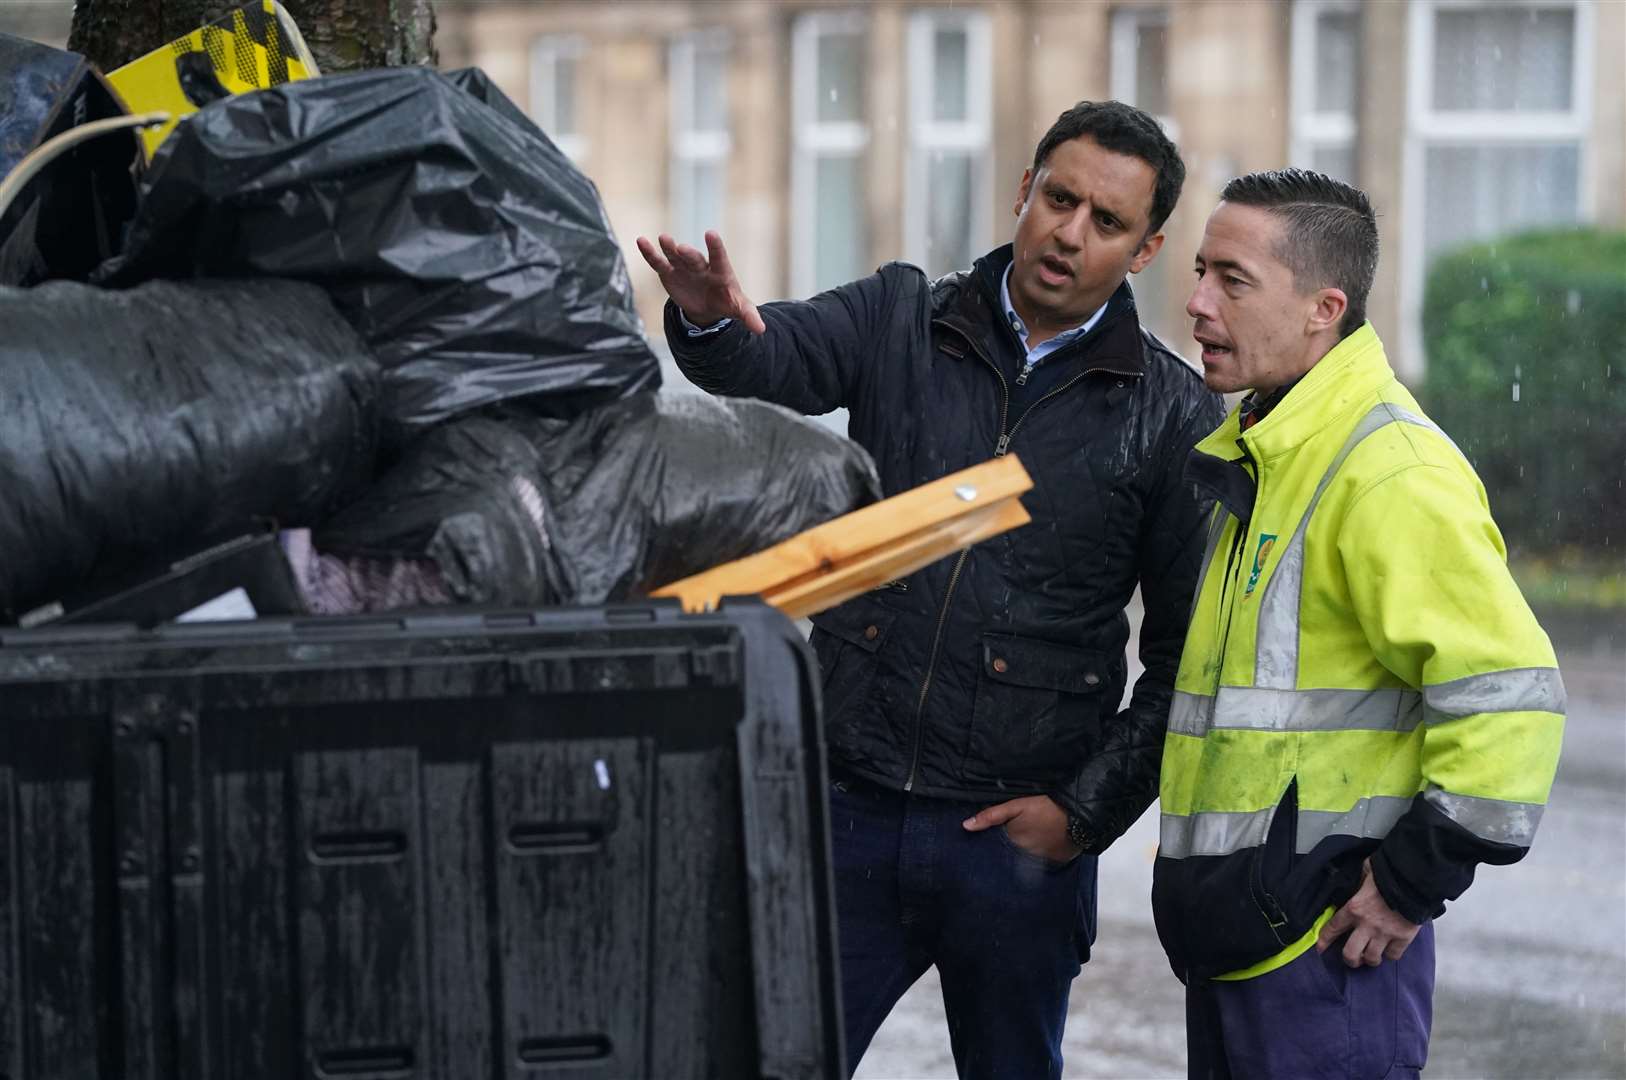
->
<box><xmin>634</xmin><ymin>230</ymin><xmax>766</xmax><ymax>335</ymax></box>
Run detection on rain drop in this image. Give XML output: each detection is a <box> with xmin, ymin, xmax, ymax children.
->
<box><xmin>1567</xmin><ymin>289</ymin><xmax>1582</xmax><ymax>315</ymax></box>
<box><xmin>829</xmin><ymin>88</ymin><xmax>838</xmax><ymax>103</ymax></box>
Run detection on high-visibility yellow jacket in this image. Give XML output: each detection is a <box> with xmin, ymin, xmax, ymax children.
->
<box><xmin>1151</xmin><ymin>324</ymin><xmax>1565</xmax><ymax>982</ymax></box>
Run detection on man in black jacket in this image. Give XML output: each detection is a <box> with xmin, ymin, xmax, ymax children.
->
<box><xmin>638</xmin><ymin>100</ymin><xmax>1223</xmax><ymax>1079</ymax></box>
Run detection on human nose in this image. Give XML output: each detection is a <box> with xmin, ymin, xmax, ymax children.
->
<box><xmin>1053</xmin><ymin>207</ymin><xmax>1088</xmax><ymax>252</ymax></box>
<box><xmin>1186</xmin><ymin>275</ymin><xmax>1214</xmax><ymax>321</ymax></box>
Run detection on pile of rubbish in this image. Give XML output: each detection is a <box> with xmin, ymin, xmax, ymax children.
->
<box><xmin>0</xmin><ymin>13</ymin><xmax>878</xmax><ymax>628</ymax></box>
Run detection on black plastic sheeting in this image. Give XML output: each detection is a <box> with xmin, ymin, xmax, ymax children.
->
<box><xmin>317</xmin><ymin>392</ymin><xmax>881</xmax><ymax>608</ymax></box>
<box><xmin>0</xmin><ymin>278</ymin><xmax>379</xmax><ymax>622</ymax></box>
<box><xmin>0</xmin><ymin>33</ymin><xmax>139</xmax><ymax>286</ymax></box>
<box><xmin>96</xmin><ymin>64</ymin><xmax>659</xmax><ymax>440</ymax></box>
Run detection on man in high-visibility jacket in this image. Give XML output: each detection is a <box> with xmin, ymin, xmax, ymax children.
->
<box><xmin>1154</xmin><ymin>168</ymin><xmax>1565</xmax><ymax>1080</ymax></box>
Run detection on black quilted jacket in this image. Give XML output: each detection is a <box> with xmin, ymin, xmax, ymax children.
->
<box><xmin>667</xmin><ymin>246</ymin><xmax>1223</xmax><ymax>852</ymax></box>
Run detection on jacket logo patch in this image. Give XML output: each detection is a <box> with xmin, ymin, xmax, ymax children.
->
<box><xmin>1244</xmin><ymin>533</ymin><xmax>1278</xmax><ymax>597</ymax></box>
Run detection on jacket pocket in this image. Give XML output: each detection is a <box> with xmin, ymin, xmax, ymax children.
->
<box><xmin>809</xmin><ymin>599</ymin><xmax>897</xmax><ymax>741</ymax></box>
<box><xmin>963</xmin><ymin>632</ymin><xmax>1110</xmax><ymax>783</ymax></box>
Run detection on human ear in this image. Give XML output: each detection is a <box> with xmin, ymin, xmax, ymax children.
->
<box><xmin>1308</xmin><ymin>287</ymin><xmax>1349</xmax><ymax>334</ymax></box>
<box><xmin>1014</xmin><ymin>169</ymin><xmax>1035</xmax><ymax>217</ymax></box>
<box><xmin>1130</xmin><ymin>231</ymin><xmax>1165</xmax><ymax>274</ymax></box>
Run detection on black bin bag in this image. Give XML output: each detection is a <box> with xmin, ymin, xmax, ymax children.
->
<box><xmin>0</xmin><ymin>33</ymin><xmax>140</xmax><ymax>286</ymax></box>
<box><xmin>316</xmin><ymin>392</ymin><xmax>881</xmax><ymax>608</ymax></box>
<box><xmin>97</xmin><ymin>65</ymin><xmax>660</xmax><ymax>439</ymax></box>
<box><xmin>0</xmin><ymin>278</ymin><xmax>379</xmax><ymax>622</ymax></box>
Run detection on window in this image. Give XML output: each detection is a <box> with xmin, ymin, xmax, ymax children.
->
<box><xmin>530</xmin><ymin>36</ymin><xmax>586</xmax><ymax>163</ymax></box>
<box><xmin>905</xmin><ymin>10</ymin><xmax>992</xmax><ymax>278</ymax></box>
<box><xmin>670</xmin><ymin>32</ymin><xmax>731</xmax><ymax>246</ymax></box>
<box><xmin>1109</xmin><ymin>7</ymin><xmax>1179</xmax><ymax>346</ymax></box>
<box><xmin>792</xmin><ymin>12</ymin><xmax>869</xmax><ymax>296</ymax></box>
<box><xmin>1403</xmin><ymin>1</ymin><xmax>1592</xmax><ymax>373</ymax></box>
<box><xmin>1291</xmin><ymin>1</ymin><xmax>1359</xmax><ymax>183</ymax></box>
<box><xmin>1109</xmin><ymin>7</ymin><xmax>1174</xmax><ymax>135</ymax></box>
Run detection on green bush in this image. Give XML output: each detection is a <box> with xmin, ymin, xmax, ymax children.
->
<box><xmin>1421</xmin><ymin>228</ymin><xmax>1626</xmax><ymax>558</ymax></box>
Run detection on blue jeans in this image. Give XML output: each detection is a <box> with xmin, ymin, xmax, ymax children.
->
<box><xmin>829</xmin><ymin>772</ymin><xmax>1097</xmax><ymax>1080</ymax></box>
<box><xmin>1185</xmin><ymin>922</ymin><xmax>1435</xmax><ymax>1079</ymax></box>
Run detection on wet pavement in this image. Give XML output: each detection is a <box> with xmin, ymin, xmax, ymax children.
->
<box><xmin>855</xmin><ymin>610</ymin><xmax>1625</xmax><ymax>1079</ymax></box>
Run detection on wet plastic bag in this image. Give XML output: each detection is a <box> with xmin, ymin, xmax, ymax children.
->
<box><xmin>0</xmin><ymin>33</ymin><xmax>140</xmax><ymax>286</ymax></box>
<box><xmin>316</xmin><ymin>392</ymin><xmax>881</xmax><ymax>608</ymax></box>
<box><xmin>0</xmin><ymin>278</ymin><xmax>379</xmax><ymax>622</ymax></box>
<box><xmin>97</xmin><ymin>64</ymin><xmax>659</xmax><ymax>439</ymax></box>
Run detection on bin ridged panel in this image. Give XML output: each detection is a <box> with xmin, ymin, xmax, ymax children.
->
<box><xmin>294</xmin><ymin>748</ymin><xmax>427</xmax><ymax>1080</ymax></box>
<box><xmin>421</xmin><ymin>760</ymin><xmax>494</xmax><ymax>1079</ymax></box>
<box><xmin>0</xmin><ymin>768</ymin><xmax>20</xmax><ymax>1080</ymax></box>
<box><xmin>491</xmin><ymin>737</ymin><xmax>650</xmax><ymax>1080</ymax></box>
<box><xmin>21</xmin><ymin>777</ymin><xmax>100</xmax><ymax>1078</ymax></box>
<box><xmin>216</xmin><ymin>766</ymin><xmax>295</xmax><ymax>1078</ymax></box>
<box><xmin>648</xmin><ymin>749</ymin><xmax>754</xmax><ymax>1079</ymax></box>
<box><xmin>0</xmin><ymin>602</ymin><xmax>843</xmax><ymax>1078</ymax></box>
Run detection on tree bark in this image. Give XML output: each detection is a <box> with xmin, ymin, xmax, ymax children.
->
<box><xmin>68</xmin><ymin>0</ymin><xmax>436</xmax><ymax>74</ymax></box>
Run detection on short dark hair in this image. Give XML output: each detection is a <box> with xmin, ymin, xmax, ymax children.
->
<box><xmin>1219</xmin><ymin>168</ymin><xmax>1379</xmax><ymax>337</ymax></box>
<box><xmin>1032</xmin><ymin>100</ymin><xmax>1185</xmax><ymax>234</ymax></box>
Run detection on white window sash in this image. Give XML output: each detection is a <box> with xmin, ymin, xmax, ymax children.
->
<box><xmin>1289</xmin><ymin>0</ymin><xmax>1359</xmax><ymax>168</ymax></box>
<box><xmin>530</xmin><ymin>36</ymin><xmax>587</xmax><ymax>162</ymax></box>
<box><xmin>791</xmin><ymin>11</ymin><xmax>871</xmax><ymax>297</ymax></box>
<box><xmin>1399</xmin><ymin>0</ymin><xmax>1594</xmax><ymax>381</ymax></box>
<box><xmin>904</xmin><ymin>9</ymin><xmax>992</xmax><ymax>274</ymax></box>
<box><xmin>669</xmin><ymin>32</ymin><xmax>732</xmax><ymax>244</ymax></box>
<box><xmin>1410</xmin><ymin>0</ymin><xmax>1592</xmax><ymax>131</ymax></box>
<box><xmin>1108</xmin><ymin>7</ymin><xmax>1178</xmax><ymax>139</ymax></box>
<box><xmin>673</xmin><ymin>131</ymin><xmax>731</xmax><ymax>160</ymax></box>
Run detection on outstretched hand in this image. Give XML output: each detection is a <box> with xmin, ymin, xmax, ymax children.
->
<box><xmin>634</xmin><ymin>230</ymin><xmax>766</xmax><ymax>335</ymax></box>
<box><xmin>1316</xmin><ymin>858</ymin><xmax>1422</xmax><ymax>967</ymax></box>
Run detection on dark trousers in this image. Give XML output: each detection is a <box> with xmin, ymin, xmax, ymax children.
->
<box><xmin>829</xmin><ymin>772</ymin><xmax>1096</xmax><ymax>1080</ymax></box>
<box><xmin>1185</xmin><ymin>922</ymin><xmax>1435</xmax><ymax>1080</ymax></box>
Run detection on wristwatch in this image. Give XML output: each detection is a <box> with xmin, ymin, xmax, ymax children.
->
<box><xmin>1065</xmin><ymin>812</ymin><xmax>1094</xmax><ymax>853</ymax></box>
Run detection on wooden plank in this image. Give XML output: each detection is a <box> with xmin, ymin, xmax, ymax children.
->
<box><xmin>652</xmin><ymin>455</ymin><xmax>1033</xmax><ymax>618</ymax></box>
<box><xmin>763</xmin><ymin>498</ymin><xmax>1030</xmax><ymax>619</ymax></box>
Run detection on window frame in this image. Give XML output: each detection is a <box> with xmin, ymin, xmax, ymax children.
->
<box><xmin>669</xmin><ymin>29</ymin><xmax>732</xmax><ymax>246</ymax></box>
<box><xmin>902</xmin><ymin>8</ymin><xmax>993</xmax><ymax>277</ymax></box>
<box><xmin>1399</xmin><ymin>0</ymin><xmax>1594</xmax><ymax>377</ymax></box>
<box><xmin>1109</xmin><ymin>6</ymin><xmax>1179</xmax><ymax>140</ymax></box>
<box><xmin>529</xmin><ymin>35</ymin><xmax>588</xmax><ymax>163</ymax></box>
<box><xmin>1289</xmin><ymin>0</ymin><xmax>1359</xmax><ymax>179</ymax></box>
<box><xmin>790</xmin><ymin>10</ymin><xmax>871</xmax><ymax>297</ymax></box>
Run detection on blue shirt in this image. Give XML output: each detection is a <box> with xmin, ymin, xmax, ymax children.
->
<box><xmin>998</xmin><ymin>264</ymin><xmax>1109</xmax><ymax>374</ymax></box>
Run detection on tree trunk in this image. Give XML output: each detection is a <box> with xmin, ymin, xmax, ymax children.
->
<box><xmin>68</xmin><ymin>0</ymin><xmax>436</xmax><ymax>74</ymax></box>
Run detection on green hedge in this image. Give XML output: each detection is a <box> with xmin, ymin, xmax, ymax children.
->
<box><xmin>1421</xmin><ymin>228</ymin><xmax>1626</xmax><ymax>557</ymax></box>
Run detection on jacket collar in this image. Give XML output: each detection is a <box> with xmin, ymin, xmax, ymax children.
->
<box><xmin>934</xmin><ymin>244</ymin><xmax>1147</xmax><ymax>379</ymax></box>
<box><xmin>1193</xmin><ymin>322</ymin><xmax>1395</xmax><ymax>465</ymax></box>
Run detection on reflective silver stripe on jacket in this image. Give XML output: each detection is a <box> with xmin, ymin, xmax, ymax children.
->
<box><xmin>1425</xmin><ymin>667</ymin><xmax>1567</xmax><ymax>721</ymax></box>
<box><xmin>1424</xmin><ymin>786</ymin><xmax>1544</xmax><ymax>847</ymax></box>
<box><xmin>1159</xmin><ymin>788</ymin><xmax>1543</xmax><ymax>859</ymax></box>
<box><xmin>1160</xmin><ymin>806</ymin><xmax>1276</xmax><ymax>859</ymax></box>
<box><xmin>1296</xmin><ymin>795</ymin><xmax>1413</xmax><ymax>852</ymax></box>
<box><xmin>1159</xmin><ymin>794</ymin><xmax>1416</xmax><ymax>859</ymax></box>
<box><xmin>1168</xmin><ymin>687</ymin><xmax>1423</xmax><ymax>738</ymax></box>
<box><xmin>1255</xmin><ymin>403</ymin><xmax>1444</xmax><ymax>690</ymax></box>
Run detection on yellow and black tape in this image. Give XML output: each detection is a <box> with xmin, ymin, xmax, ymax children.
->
<box><xmin>108</xmin><ymin>0</ymin><xmax>319</xmax><ymax>159</ymax></box>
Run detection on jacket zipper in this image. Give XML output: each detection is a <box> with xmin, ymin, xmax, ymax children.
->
<box><xmin>1210</xmin><ymin>439</ymin><xmax>1259</xmax><ymax>694</ymax></box>
<box><xmin>902</xmin><ymin>329</ymin><xmax>1111</xmax><ymax>790</ymax></box>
